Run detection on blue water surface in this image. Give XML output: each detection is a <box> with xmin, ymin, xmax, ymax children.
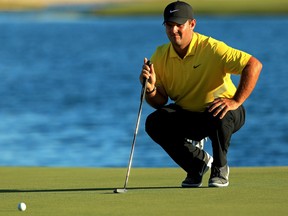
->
<box><xmin>0</xmin><ymin>11</ymin><xmax>287</xmax><ymax>167</ymax></box>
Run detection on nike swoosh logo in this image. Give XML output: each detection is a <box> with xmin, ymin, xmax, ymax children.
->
<box><xmin>199</xmin><ymin>166</ymin><xmax>206</xmax><ymax>176</ymax></box>
<box><xmin>193</xmin><ymin>64</ymin><xmax>201</xmax><ymax>69</ymax></box>
<box><xmin>170</xmin><ymin>9</ymin><xmax>179</xmax><ymax>13</ymax></box>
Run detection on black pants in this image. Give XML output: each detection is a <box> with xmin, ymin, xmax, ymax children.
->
<box><xmin>145</xmin><ymin>104</ymin><xmax>245</xmax><ymax>174</ymax></box>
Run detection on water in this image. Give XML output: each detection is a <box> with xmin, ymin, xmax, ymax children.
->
<box><xmin>0</xmin><ymin>12</ymin><xmax>287</xmax><ymax>167</ymax></box>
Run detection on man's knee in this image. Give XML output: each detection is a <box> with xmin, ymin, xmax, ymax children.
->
<box><xmin>145</xmin><ymin>112</ymin><xmax>155</xmax><ymax>136</ymax></box>
<box><xmin>145</xmin><ymin>110</ymin><xmax>163</xmax><ymax>138</ymax></box>
<box><xmin>145</xmin><ymin>109</ymin><xmax>173</xmax><ymax>145</ymax></box>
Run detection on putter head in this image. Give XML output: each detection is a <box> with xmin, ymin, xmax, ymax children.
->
<box><xmin>113</xmin><ymin>188</ymin><xmax>127</xmax><ymax>194</ymax></box>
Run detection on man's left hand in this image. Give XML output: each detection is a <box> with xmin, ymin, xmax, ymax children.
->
<box><xmin>208</xmin><ymin>98</ymin><xmax>240</xmax><ymax>119</ymax></box>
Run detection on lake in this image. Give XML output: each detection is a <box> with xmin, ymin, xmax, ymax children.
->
<box><xmin>0</xmin><ymin>11</ymin><xmax>287</xmax><ymax>167</ymax></box>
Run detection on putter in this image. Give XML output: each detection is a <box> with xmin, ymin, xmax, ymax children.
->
<box><xmin>114</xmin><ymin>61</ymin><xmax>151</xmax><ymax>194</ymax></box>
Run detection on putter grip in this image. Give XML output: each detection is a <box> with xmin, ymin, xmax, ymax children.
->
<box><xmin>143</xmin><ymin>60</ymin><xmax>151</xmax><ymax>87</ymax></box>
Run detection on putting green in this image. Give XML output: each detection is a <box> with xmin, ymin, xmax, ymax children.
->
<box><xmin>0</xmin><ymin>167</ymin><xmax>287</xmax><ymax>215</ymax></box>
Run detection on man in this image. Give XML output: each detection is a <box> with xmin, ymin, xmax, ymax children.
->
<box><xmin>139</xmin><ymin>1</ymin><xmax>262</xmax><ymax>187</ymax></box>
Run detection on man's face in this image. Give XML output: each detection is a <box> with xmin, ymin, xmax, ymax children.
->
<box><xmin>164</xmin><ymin>19</ymin><xmax>196</xmax><ymax>49</ymax></box>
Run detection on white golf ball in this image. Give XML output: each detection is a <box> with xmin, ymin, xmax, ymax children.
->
<box><xmin>18</xmin><ymin>202</ymin><xmax>26</xmax><ymax>211</ymax></box>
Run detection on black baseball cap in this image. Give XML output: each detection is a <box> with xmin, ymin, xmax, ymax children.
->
<box><xmin>163</xmin><ymin>1</ymin><xmax>194</xmax><ymax>24</ymax></box>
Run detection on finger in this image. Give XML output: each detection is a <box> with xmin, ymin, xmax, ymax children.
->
<box><xmin>142</xmin><ymin>70</ymin><xmax>151</xmax><ymax>80</ymax></box>
<box><xmin>219</xmin><ymin>108</ymin><xmax>228</xmax><ymax>119</ymax></box>
<box><xmin>142</xmin><ymin>63</ymin><xmax>150</xmax><ymax>72</ymax></box>
<box><xmin>211</xmin><ymin>97</ymin><xmax>222</xmax><ymax>105</ymax></box>
<box><xmin>140</xmin><ymin>58</ymin><xmax>150</xmax><ymax>84</ymax></box>
<box><xmin>150</xmin><ymin>63</ymin><xmax>154</xmax><ymax>74</ymax></box>
<box><xmin>219</xmin><ymin>112</ymin><xmax>225</xmax><ymax>119</ymax></box>
<box><xmin>212</xmin><ymin>103</ymin><xmax>225</xmax><ymax>116</ymax></box>
<box><xmin>212</xmin><ymin>107</ymin><xmax>221</xmax><ymax>117</ymax></box>
<box><xmin>209</xmin><ymin>102</ymin><xmax>222</xmax><ymax>112</ymax></box>
<box><xmin>142</xmin><ymin>62</ymin><xmax>153</xmax><ymax>78</ymax></box>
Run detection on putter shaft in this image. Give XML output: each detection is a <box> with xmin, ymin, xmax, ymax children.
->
<box><xmin>117</xmin><ymin>60</ymin><xmax>151</xmax><ymax>193</ymax></box>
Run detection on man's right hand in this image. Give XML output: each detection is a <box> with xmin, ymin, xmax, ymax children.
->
<box><xmin>140</xmin><ymin>58</ymin><xmax>156</xmax><ymax>93</ymax></box>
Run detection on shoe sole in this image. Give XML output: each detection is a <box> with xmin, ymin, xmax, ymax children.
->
<box><xmin>208</xmin><ymin>181</ymin><xmax>229</xmax><ymax>187</ymax></box>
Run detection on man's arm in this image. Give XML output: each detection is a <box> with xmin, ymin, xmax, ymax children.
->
<box><xmin>145</xmin><ymin>85</ymin><xmax>168</xmax><ymax>109</ymax></box>
<box><xmin>233</xmin><ymin>56</ymin><xmax>263</xmax><ymax>105</ymax></box>
<box><xmin>209</xmin><ymin>56</ymin><xmax>263</xmax><ymax>119</ymax></box>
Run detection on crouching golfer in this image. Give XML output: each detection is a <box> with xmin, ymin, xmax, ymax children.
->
<box><xmin>139</xmin><ymin>1</ymin><xmax>262</xmax><ymax>187</ymax></box>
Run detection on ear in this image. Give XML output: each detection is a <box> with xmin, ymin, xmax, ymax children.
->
<box><xmin>190</xmin><ymin>19</ymin><xmax>196</xmax><ymax>30</ymax></box>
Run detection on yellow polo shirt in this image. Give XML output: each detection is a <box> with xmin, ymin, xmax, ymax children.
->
<box><xmin>150</xmin><ymin>32</ymin><xmax>251</xmax><ymax>112</ymax></box>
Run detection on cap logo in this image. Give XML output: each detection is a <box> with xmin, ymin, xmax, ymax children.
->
<box><xmin>169</xmin><ymin>9</ymin><xmax>179</xmax><ymax>13</ymax></box>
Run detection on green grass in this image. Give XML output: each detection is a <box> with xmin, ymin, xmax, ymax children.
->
<box><xmin>1</xmin><ymin>0</ymin><xmax>288</xmax><ymax>14</ymax></box>
<box><xmin>1</xmin><ymin>167</ymin><xmax>287</xmax><ymax>215</ymax></box>
<box><xmin>93</xmin><ymin>0</ymin><xmax>288</xmax><ymax>16</ymax></box>
<box><xmin>0</xmin><ymin>1</ymin><xmax>44</xmax><ymax>11</ymax></box>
